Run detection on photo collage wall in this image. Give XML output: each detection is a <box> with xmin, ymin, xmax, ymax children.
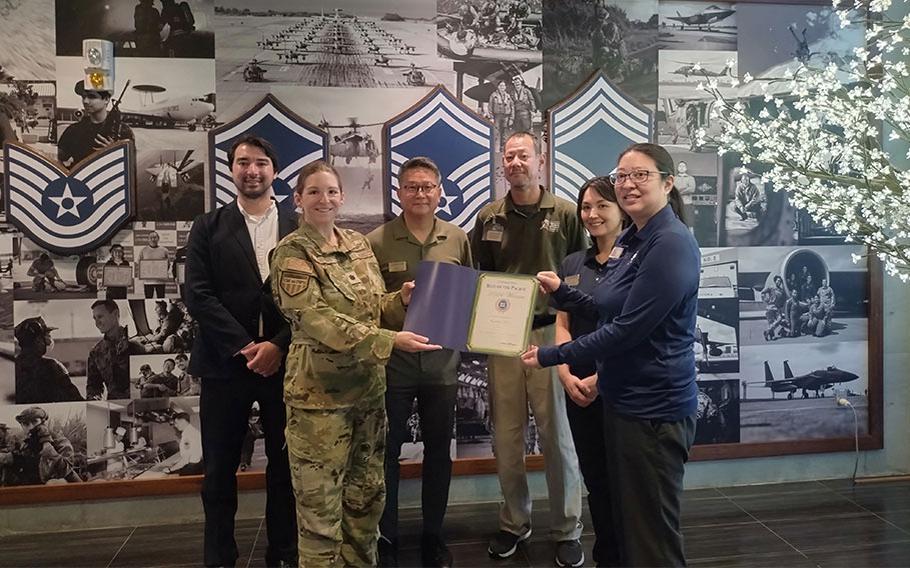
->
<box><xmin>0</xmin><ymin>0</ymin><xmax>874</xmax><ymax>488</ymax></box>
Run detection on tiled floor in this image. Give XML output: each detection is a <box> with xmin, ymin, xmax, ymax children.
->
<box><xmin>3</xmin><ymin>478</ymin><xmax>910</xmax><ymax>567</ymax></box>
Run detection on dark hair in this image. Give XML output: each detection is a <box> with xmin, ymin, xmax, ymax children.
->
<box><xmin>164</xmin><ymin>358</ymin><xmax>175</xmax><ymax>367</ymax></box>
<box><xmin>295</xmin><ymin>160</ymin><xmax>343</xmax><ymax>193</ymax></box>
<box><xmin>617</xmin><ymin>142</ymin><xmax>688</xmax><ymax>226</ymax></box>
<box><xmin>228</xmin><ymin>134</ymin><xmax>280</xmax><ymax>171</ymax></box>
<box><xmin>175</xmin><ymin>353</ymin><xmax>188</xmax><ymax>361</ymax></box>
<box><xmin>110</xmin><ymin>244</ymin><xmax>124</xmax><ymax>253</ymax></box>
<box><xmin>398</xmin><ymin>156</ymin><xmax>441</xmax><ymax>185</ymax></box>
<box><xmin>90</xmin><ymin>299</ymin><xmax>119</xmax><ymax>314</ymax></box>
<box><xmin>575</xmin><ymin>176</ymin><xmax>630</xmax><ymax>227</ymax></box>
<box><xmin>505</xmin><ymin>130</ymin><xmax>541</xmax><ymax>154</ymax></box>
<box><xmin>173</xmin><ymin>412</ymin><xmax>190</xmax><ymax>422</ymax></box>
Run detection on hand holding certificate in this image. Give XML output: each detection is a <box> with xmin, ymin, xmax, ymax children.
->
<box><xmin>403</xmin><ymin>261</ymin><xmax>538</xmax><ymax>356</ymax></box>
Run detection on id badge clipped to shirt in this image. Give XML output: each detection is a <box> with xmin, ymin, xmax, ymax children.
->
<box><xmin>483</xmin><ymin>221</ymin><xmax>504</xmax><ymax>242</ymax></box>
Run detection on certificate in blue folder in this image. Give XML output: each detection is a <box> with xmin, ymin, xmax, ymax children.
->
<box><xmin>403</xmin><ymin>261</ymin><xmax>537</xmax><ymax>356</ymax></box>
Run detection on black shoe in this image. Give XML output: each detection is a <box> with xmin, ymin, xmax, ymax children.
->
<box><xmin>422</xmin><ymin>534</ymin><xmax>453</xmax><ymax>567</ymax></box>
<box><xmin>378</xmin><ymin>536</ymin><xmax>399</xmax><ymax>568</ymax></box>
<box><xmin>555</xmin><ymin>539</ymin><xmax>584</xmax><ymax>567</ymax></box>
<box><xmin>488</xmin><ymin>528</ymin><xmax>531</xmax><ymax>559</ymax></box>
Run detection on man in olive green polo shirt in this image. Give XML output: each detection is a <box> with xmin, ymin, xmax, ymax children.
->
<box><xmin>470</xmin><ymin>131</ymin><xmax>588</xmax><ymax>568</ymax></box>
<box><xmin>367</xmin><ymin>156</ymin><xmax>472</xmax><ymax>568</ymax></box>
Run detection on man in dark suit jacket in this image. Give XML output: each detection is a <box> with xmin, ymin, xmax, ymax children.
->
<box><xmin>185</xmin><ymin>134</ymin><xmax>298</xmax><ymax>568</ymax></box>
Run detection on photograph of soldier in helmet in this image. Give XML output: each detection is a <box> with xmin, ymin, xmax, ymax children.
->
<box><xmin>0</xmin><ymin>404</ymin><xmax>86</xmax><ymax>486</ymax></box>
<box><xmin>57</xmin><ymin>80</ymin><xmax>134</xmax><ymax>168</ymax></box>
<box><xmin>14</xmin><ymin>316</ymin><xmax>83</xmax><ymax>404</ymax></box>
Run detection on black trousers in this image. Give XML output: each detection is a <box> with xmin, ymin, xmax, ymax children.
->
<box><xmin>565</xmin><ymin>396</ymin><xmax>619</xmax><ymax>566</ymax></box>
<box><xmin>200</xmin><ymin>371</ymin><xmax>296</xmax><ymax>567</ymax></box>
<box><xmin>380</xmin><ymin>382</ymin><xmax>458</xmax><ymax>541</ymax></box>
<box><xmin>603</xmin><ymin>406</ymin><xmax>696</xmax><ymax>567</ymax></box>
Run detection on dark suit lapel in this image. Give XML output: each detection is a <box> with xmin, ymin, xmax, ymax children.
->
<box><xmin>226</xmin><ymin>201</ymin><xmax>262</xmax><ymax>283</ymax></box>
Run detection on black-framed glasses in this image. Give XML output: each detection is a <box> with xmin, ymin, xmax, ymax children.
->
<box><xmin>400</xmin><ymin>183</ymin><xmax>438</xmax><ymax>195</ymax></box>
<box><xmin>609</xmin><ymin>170</ymin><xmax>668</xmax><ymax>185</ymax></box>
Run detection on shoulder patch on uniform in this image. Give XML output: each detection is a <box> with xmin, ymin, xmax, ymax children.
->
<box><xmin>281</xmin><ymin>257</ymin><xmax>314</xmax><ymax>275</ymax></box>
<box><xmin>280</xmin><ymin>272</ymin><xmax>310</xmax><ymax>296</ymax></box>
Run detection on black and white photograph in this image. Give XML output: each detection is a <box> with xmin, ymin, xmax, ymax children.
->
<box><xmin>437</xmin><ymin>0</ymin><xmax>541</xmax><ymax>62</ymax></box>
<box><xmin>737</xmin><ymin>245</ymin><xmax>868</xmax><ymax>347</ymax></box>
<box><xmin>0</xmin><ymin>232</ymin><xmax>12</xmax><ymax>404</ymax></box>
<box><xmin>0</xmin><ymin>80</ymin><xmax>57</xmax><ymax>160</ymax></box>
<box><xmin>13</xmin><ymin>238</ymin><xmax>101</xmax><ymax>300</ymax></box>
<box><xmin>0</xmin><ymin>401</ymin><xmax>87</xmax><ymax>487</ymax></box>
<box><xmin>0</xmin><ymin>0</ymin><xmax>55</xmax><ymax>82</ymax></box>
<box><xmin>657</xmin><ymin>49</ymin><xmax>735</xmax><ymax>153</ymax></box>
<box><xmin>658</xmin><ymin>1</ymin><xmax>736</xmax><ymax>51</ymax></box>
<box><xmin>129</xmin><ymin>352</ymin><xmax>198</xmax><ymax>399</ymax></box>
<box><xmin>14</xmin><ymin>298</ymin><xmax>148</xmax><ymax>402</ymax></box>
<box><xmin>94</xmin><ymin>229</ymin><xmax>136</xmax><ymax>300</ymax></box>
<box><xmin>127</xmin><ymin>298</ymin><xmax>197</xmax><ymax>355</ymax></box>
<box><xmin>136</xmin><ymin>148</ymin><xmax>205</xmax><ymax>221</ymax></box>
<box><xmin>455</xmin><ymin>355</ymin><xmax>492</xmax><ymax>459</ymax></box>
<box><xmin>697</xmin><ymin>248</ymin><xmax>739</xmax><ymax>374</ymax></box>
<box><xmin>55</xmin><ymin>0</ymin><xmax>215</xmax><ymax>59</ymax></box>
<box><xmin>693</xmin><ymin>379</ymin><xmax>739</xmax><ymax>445</ymax></box>
<box><xmin>131</xmin><ymin>222</ymin><xmax>178</xmax><ymax>298</ymax></box>
<box><xmin>84</xmin><ymin>396</ymin><xmax>200</xmax><ymax>481</ymax></box>
<box><xmin>719</xmin><ymin>158</ymin><xmax>797</xmax><ymax>247</ymax></box>
<box><xmin>54</xmin><ymin>56</ymin><xmax>215</xmax><ymax>168</ymax></box>
<box><xmin>215</xmin><ymin>1</ymin><xmax>439</xmax><ymax>89</ymax></box>
<box><xmin>666</xmin><ymin>146</ymin><xmax>719</xmax><ymax>246</ymax></box>
<box><xmin>220</xmin><ymin>86</ymin><xmax>430</xmax><ymax>234</ymax></box>
<box><xmin>735</xmin><ymin>3</ymin><xmax>863</xmax><ymax>90</ymax></box>
<box><xmin>543</xmin><ymin>0</ymin><xmax>657</xmax><ymax>109</ymax></box>
<box><xmin>737</xmin><ymin>340</ymin><xmax>868</xmax><ymax>443</ymax></box>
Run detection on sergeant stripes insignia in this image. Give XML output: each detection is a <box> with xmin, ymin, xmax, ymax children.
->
<box><xmin>383</xmin><ymin>85</ymin><xmax>494</xmax><ymax>230</ymax></box>
<box><xmin>3</xmin><ymin>140</ymin><xmax>136</xmax><ymax>255</ymax></box>
<box><xmin>209</xmin><ymin>94</ymin><xmax>328</xmax><ymax>210</ymax></box>
<box><xmin>548</xmin><ymin>71</ymin><xmax>654</xmax><ymax>204</ymax></box>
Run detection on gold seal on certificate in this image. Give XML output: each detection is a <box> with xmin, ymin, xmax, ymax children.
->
<box><xmin>404</xmin><ymin>262</ymin><xmax>538</xmax><ymax>356</ymax></box>
<box><xmin>466</xmin><ymin>273</ymin><xmax>537</xmax><ymax>357</ymax></box>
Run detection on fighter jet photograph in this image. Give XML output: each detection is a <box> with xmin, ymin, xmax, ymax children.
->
<box><xmin>736</xmin><ymin>340</ymin><xmax>868</xmax><ymax>443</ymax></box>
<box><xmin>756</xmin><ymin>360</ymin><xmax>859</xmax><ymax>400</ymax></box>
<box><xmin>665</xmin><ymin>4</ymin><xmax>735</xmax><ymax>31</ymax></box>
<box><xmin>659</xmin><ymin>1</ymin><xmax>737</xmax><ymax>51</ymax></box>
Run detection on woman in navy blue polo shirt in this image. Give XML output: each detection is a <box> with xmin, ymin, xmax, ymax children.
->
<box><xmin>554</xmin><ymin>176</ymin><xmax>627</xmax><ymax>567</ymax></box>
<box><xmin>523</xmin><ymin>143</ymin><xmax>700</xmax><ymax>567</ymax></box>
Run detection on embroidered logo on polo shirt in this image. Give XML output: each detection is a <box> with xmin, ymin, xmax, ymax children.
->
<box><xmin>540</xmin><ymin>218</ymin><xmax>561</xmax><ymax>233</ymax></box>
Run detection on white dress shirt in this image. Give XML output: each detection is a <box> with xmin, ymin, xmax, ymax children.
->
<box><xmin>237</xmin><ymin>198</ymin><xmax>279</xmax><ymax>282</ymax></box>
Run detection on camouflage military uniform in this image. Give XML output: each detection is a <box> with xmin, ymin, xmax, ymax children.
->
<box><xmin>271</xmin><ymin>221</ymin><xmax>405</xmax><ymax>568</ymax></box>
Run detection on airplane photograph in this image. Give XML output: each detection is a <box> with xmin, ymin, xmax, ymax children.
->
<box><xmin>53</xmin><ymin>56</ymin><xmax>215</xmax><ymax>158</ymax></box>
<box><xmin>734</xmin><ymin>339</ymin><xmax>868</xmax><ymax>442</ymax></box>
<box><xmin>696</xmin><ymin>249</ymin><xmax>739</xmax><ymax>373</ymax></box>
<box><xmin>733</xmin><ymin>2</ymin><xmax>863</xmax><ymax>97</ymax></box>
<box><xmin>658</xmin><ymin>49</ymin><xmax>737</xmax><ymax>89</ymax></box>
<box><xmin>737</xmin><ymin>245</ymin><xmax>868</xmax><ymax>346</ymax></box>
<box><xmin>754</xmin><ymin>360</ymin><xmax>859</xmax><ymax>400</ymax></box>
<box><xmin>135</xmin><ymin>149</ymin><xmax>205</xmax><ymax>221</ymax></box>
<box><xmin>214</xmin><ymin>1</ymin><xmax>441</xmax><ymax>91</ymax></box>
<box><xmin>659</xmin><ymin>1</ymin><xmax>737</xmax><ymax>51</ymax></box>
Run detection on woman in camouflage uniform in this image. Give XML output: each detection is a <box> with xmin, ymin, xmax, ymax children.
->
<box><xmin>271</xmin><ymin>161</ymin><xmax>439</xmax><ymax>567</ymax></box>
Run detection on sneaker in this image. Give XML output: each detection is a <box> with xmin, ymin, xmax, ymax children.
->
<box><xmin>488</xmin><ymin>528</ymin><xmax>532</xmax><ymax>559</ymax></box>
<box><xmin>555</xmin><ymin>539</ymin><xmax>584</xmax><ymax>568</ymax></box>
<box><xmin>421</xmin><ymin>534</ymin><xmax>453</xmax><ymax>567</ymax></box>
<box><xmin>377</xmin><ymin>536</ymin><xmax>398</xmax><ymax>568</ymax></box>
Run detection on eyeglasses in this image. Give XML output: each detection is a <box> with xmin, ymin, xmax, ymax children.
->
<box><xmin>400</xmin><ymin>183</ymin><xmax>438</xmax><ymax>195</ymax></box>
<box><xmin>608</xmin><ymin>169</ymin><xmax>668</xmax><ymax>185</ymax></box>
